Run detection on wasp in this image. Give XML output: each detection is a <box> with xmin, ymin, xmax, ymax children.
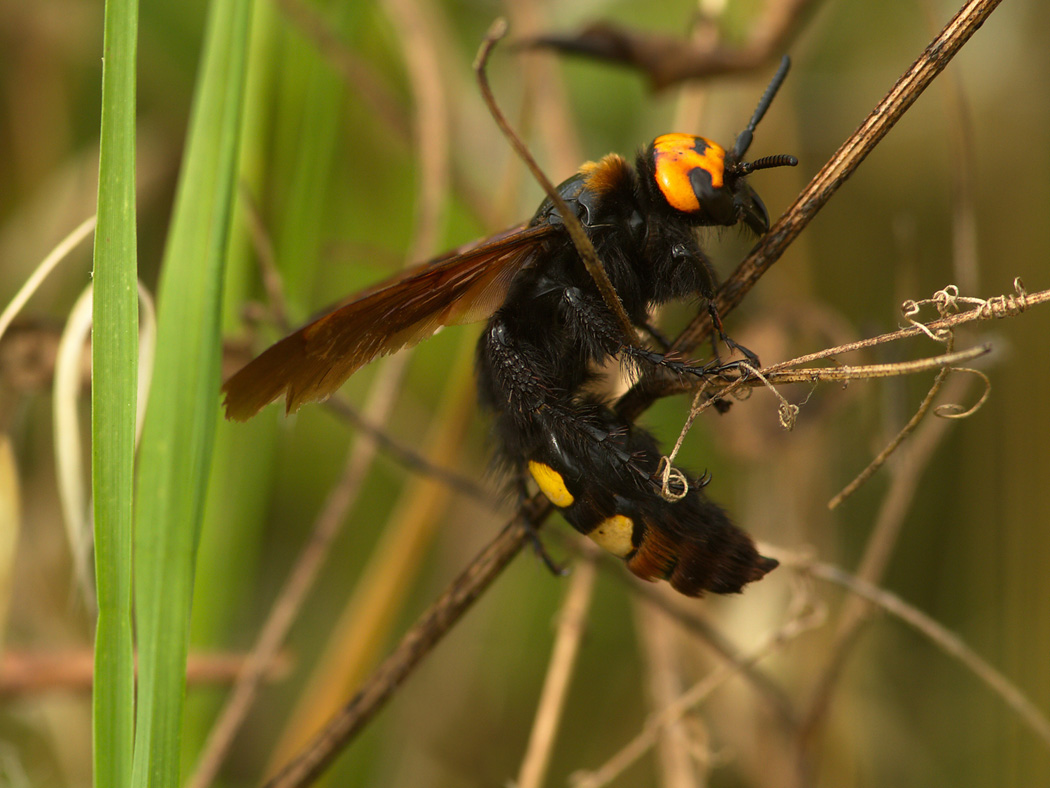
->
<box><xmin>223</xmin><ymin>57</ymin><xmax>797</xmax><ymax>597</ymax></box>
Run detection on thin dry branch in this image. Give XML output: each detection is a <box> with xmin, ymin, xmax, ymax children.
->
<box><xmin>516</xmin><ymin>549</ymin><xmax>599</xmax><ymax>788</ymax></box>
<box><xmin>803</xmin><ymin>560</ymin><xmax>1050</xmax><ymax>749</ymax></box>
<box><xmin>794</xmin><ymin>364</ymin><xmax>980</xmax><ymax>774</ymax></box>
<box><xmin>236</xmin><ymin>188</ymin><xmax>491</xmax><ymax>506</ymax></box>
<box><xmin>192</xmin><ymin>377</ymin><xmax>403</xmax><ymax>788</ymax></box>
<box><xmin>0</xmin><ymin>650</ymin><xmax>290</xmax><ymax>697</ymax></box>
<box><xmin>323</xmin><ymin>397</ymin><xmax>493</xmax><ymax>504</ymax></box>
<box><xmin>475</xmin><ymin>19</ymin><xmax>636</xmax><ymax>340</ymax></box>
<box><xmin>522</xmin><ymin>0</ymin><xmax>818</xmax><ymax>90</ymax></box>
<box><xmin>570</xmin><ymin>590</ymin><xmax>826</xmax><ymax>788</ymax></box>
<box><xmin>261</xmin><ymin>516</ymin><xmax>535</xmax><ymax>788</ymax></box>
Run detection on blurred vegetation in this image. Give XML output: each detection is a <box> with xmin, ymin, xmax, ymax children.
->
<box><xmin>1</xmin><ymin>0</ymin><xmax>1048</xmax><ymax>787</ymax></box>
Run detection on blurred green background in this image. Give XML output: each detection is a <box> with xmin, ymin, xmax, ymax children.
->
<box><xmin>2</xmin><ymin>0</ymin><xmax>1048</xmax><ymax>786</ymax></box>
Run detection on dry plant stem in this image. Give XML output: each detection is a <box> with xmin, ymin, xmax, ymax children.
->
<box><xmin>918</xmin><ymin>0</ymin><xmax>981</xmax><ymax>294</ymax></box>
<box><xmin>699</xmin><ymin>0</ymin><xmax>1006</xmax><ymax>337</ymax></box>
<box><xmin>517</xmin><ymin>548</ymin><xmax>599</xmax><ymax>788</ymax></box>
<box><xmin>634</xmin><ymin>593</ymin><xmax>710</xmax><ymax>787</ymax></box>
<box><xmin>268</xmin><ymin>352</ymin><xmax>477</xmax><ymax>771</ymax></box>
<box><xmin>0</xmin><ymin>650</ymin><xmax>289</xmax><ymax>697</ymax></box>
<box><xmin>383</xmin><ymin>0</ymin><xmax>450</xmax><ymax>261</ymax></box>
<box><xmin>240</xmin><ymin>185</ymin><xmax>291</xmax><ymax>333</ymax></box>
<box><xmin>192</xmin><ymin>3</ymin><xmax>451</xmax><ymax>781</ymax></box>
<box><xmin>806</xmin><ymin>561</ymin><xmax>1050</xmax><ymax>749</ymax></box>
<box><xmin>759</xmin><ymin>343</ymin><xmax>988</xmax><ymax>385</ymax></box>
<box><xmin>525</xmin><ymin>0</ymin><xmax>816</xmax><ymax>90</ymax></box>
<box><xmin>743</xmin><ymin>281</ymin><xmax>1044</xmax><ymax>383</ymax></box>
<box><xmin>475</xmin><ymin>19</ymin><xmax>636</xmax><ymax>341</ymax></box>
<box><xmin>571</xmin><ymin>597</ymin><xmax>826</xmax><ymax>788</ymax></box>
<box><xmin>262</xmin><ymin>518</ymin><xmax>533</xmax><ymax>788</ymax></box>
<box><xmin>600</xmin><ymin>558</ymin><xmax>797</xmax><ymax>729</ymax></box>
<box><xmin>191</xmin><ymin>364</ymin><xmax>407</xmax><ymax>788</ymax></box>
<box><xmin>511</xmin><ymin>14</ymin><xmax>589</xmax><ymax>781</ymax></box>
<box><xmin>827</xmin><ymin>345</ymin><xmax>954</xmax><ymax>510</ymax></box>
<box><xmin>648</xmin><ymin>343</ymin><xmax>991</xmax><ymax>419</ymax></box>
<box><xmin>0</xmin><ymin>215</ymin><xmax>96</xmax><ymax>343</ymax></box>
<box><xmin>324</xmin><ymin>397</ymin><xmax>493</xmax><ymax>504</ymax></box>
<box><xmin>627</xmin><ymin>287</ymin><xmax>1031</xmax><ymax>405</ymax></box>
<box><xmin>505</xmin><ymin>0</ymin><xmax>583</xmax><ymax>175</ymax></box>
<box><xmin>795</xmin><ymin>367</ymin><xmax>978</xmax><ymax>766</ymax></box>
<box><xmin>264</xmin><ymin>0</ymin><xmax>453</xmax><ymax>770</ymax></box>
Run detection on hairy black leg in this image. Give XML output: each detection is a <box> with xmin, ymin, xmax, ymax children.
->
<box><xmin>523</xmin><ymin>516</ymin><xmax>569</xmax><ymax>577</ymax></box>
<box><xmin>560</xmin><ymin>287</ymin><xmax>712</xmax><ymax>379</ymax></box>
<box><xmin>707</xmin><ymin>301</ymin><xmax>760</xmax><ymax>368</ymax></box>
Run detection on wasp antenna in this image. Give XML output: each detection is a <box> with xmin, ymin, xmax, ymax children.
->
<box><xmin>734</xmin><ymin>154</ymin><xmax>799</xmax><ymax>176</ymax></box>
<box><xmin>731</xmin><ymin>55</ymin><xmax>792</xmax><ymax>161</ymax></box>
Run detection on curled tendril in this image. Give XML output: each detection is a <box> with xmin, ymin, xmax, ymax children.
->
<box><xmin>934</xmin><ymin>367</ymin><xmax>992</xmax><ymax>419</ymax></box>
<box><xmin>657</xmin><ymin>456</ymin><xmax>689</xmax><ymax>502</ymax></box>
<box><xmin>904</xmin><ymin>279</ymin><xmax>1031</xmax><ymax>342</ymax></box>
<box><xmin>977</xmin><ymin>277</ymin><xmax>1029</xmax><ymax>319</ymax></box>
<box><xmin>739</xmin><ymin>362</ymin><xmax>799</xmax><ymax>430</ymax></box>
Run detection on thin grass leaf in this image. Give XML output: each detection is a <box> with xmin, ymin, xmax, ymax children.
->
<box><xmin>92</xmin><ymin>0</ymin><xmax>139</xmax><ymax>784</ymax></box>
<box><xmin>131</xmin><ymin>0</ymin><xmax>253</xmax><ymax>785</ymax></box>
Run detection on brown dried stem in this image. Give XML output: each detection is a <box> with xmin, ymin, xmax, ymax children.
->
<box><xmin>802</xmin><ymin>560</ymin><xmax>1050</xmax><ymax>748</ymax></box>
<box><xmin>261</xmin><ymin>516</ymin><xmax>535</xmax><ymax>788</ymax></box>
<box><xmin>523</xmin><ymin>0</ymin><xmax>819</xmax><ymax>91</ymax></box>
<box><xmin>571</xmin><ymin>590</ymin><xmax>827</xmax><ymax>788</ymax></box>
<box><xmin>516</xmin><ymin>549</ymin><xmax>599</xmax><ymax>788</ymax></box>
<box><xmin>0</xmin><ymin>650</ymin><xmax>290</xmax><ymax>697</ymax></box>
<box><xmin>475</xmin><ymin>19</ymin><xmax>636</xmax><ymax>340</ymax></box>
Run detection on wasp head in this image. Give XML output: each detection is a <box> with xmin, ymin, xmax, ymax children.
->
<box><xmin>644</xmin><ymin>133</ymin><xmax>796</xmax><ymax>235</ymax></box>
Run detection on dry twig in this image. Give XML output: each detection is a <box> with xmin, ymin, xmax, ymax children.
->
<box><xmin>523</xmin><ymin>0</ymin><xmax>818</xmax><ymax>90</ymax></box>
<box><xmin>802</xmin><ymin>560</ymin><xmax>1050</xmax><ymax>749</ymax></box>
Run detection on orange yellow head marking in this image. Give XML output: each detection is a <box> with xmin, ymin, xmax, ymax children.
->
<box><xmin>651</xmin><ymin>133</ymin><xmax>726</xmax><ymax>213</ymax></box>
<box><xmin>588</xmin><ymin>514</ymin><xmax>636</xmax><ymax>558</ymax></box>
<box><xmin>528</xmin><ymin>461</ymin><xmax>574</xmax><ymax>508</ymax></box>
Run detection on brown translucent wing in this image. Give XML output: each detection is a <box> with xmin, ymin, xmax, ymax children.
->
<box><xmin>222</xmin><ymin>223</ymin><xmax>556</xmax><ymax>421</ymax></box>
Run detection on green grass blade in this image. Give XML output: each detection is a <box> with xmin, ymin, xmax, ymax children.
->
<box><xmin>130</xmin><ymin>0</ymin><xmax>253</xmax><ymax>785</ymax></box>
<box><xmin>91</xmin><ymin>0</ymin><xmax>138</xmax><ymax>785</ymax></box>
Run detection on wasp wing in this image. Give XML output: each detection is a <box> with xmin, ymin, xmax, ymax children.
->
<box><xmin>222</xmin><ymin>223</ymin><xmax>556</xmax><ymax>421</ymax></box>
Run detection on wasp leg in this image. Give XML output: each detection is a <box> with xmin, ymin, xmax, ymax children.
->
<box><xmin>560</xmin><ymin>287</ymin><xmax>711</xmax><ymax>379</ymax></box>
<box><xmin>707</xmin><ymin>301</ymin><xmax>760</xmax><ymax>369</ymax></box>
<box><xmin>523</xmin><ymin>521</ymin><xmax>569</xmax><ymax>577</ymax></box>
<box><xmin>510</xmin><ymin>465</ymin><xmax>569</xmax><ymax>577</ymax></box>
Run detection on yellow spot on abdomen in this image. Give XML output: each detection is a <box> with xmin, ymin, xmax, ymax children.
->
<box><xmin>589</xmin><ymin>515</ymin><xmax>636</xmax><ymax>557</ymax></box>
<box><xmin>528</xmin><ymin>461</ymin><xmax>574</xmax><ymax>508</ymax></box>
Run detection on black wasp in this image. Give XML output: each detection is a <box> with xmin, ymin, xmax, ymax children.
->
<box><xmin>223</xmin><ymin>57</ymin><xmax>797</xmax><ymax>596</ymax></box>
